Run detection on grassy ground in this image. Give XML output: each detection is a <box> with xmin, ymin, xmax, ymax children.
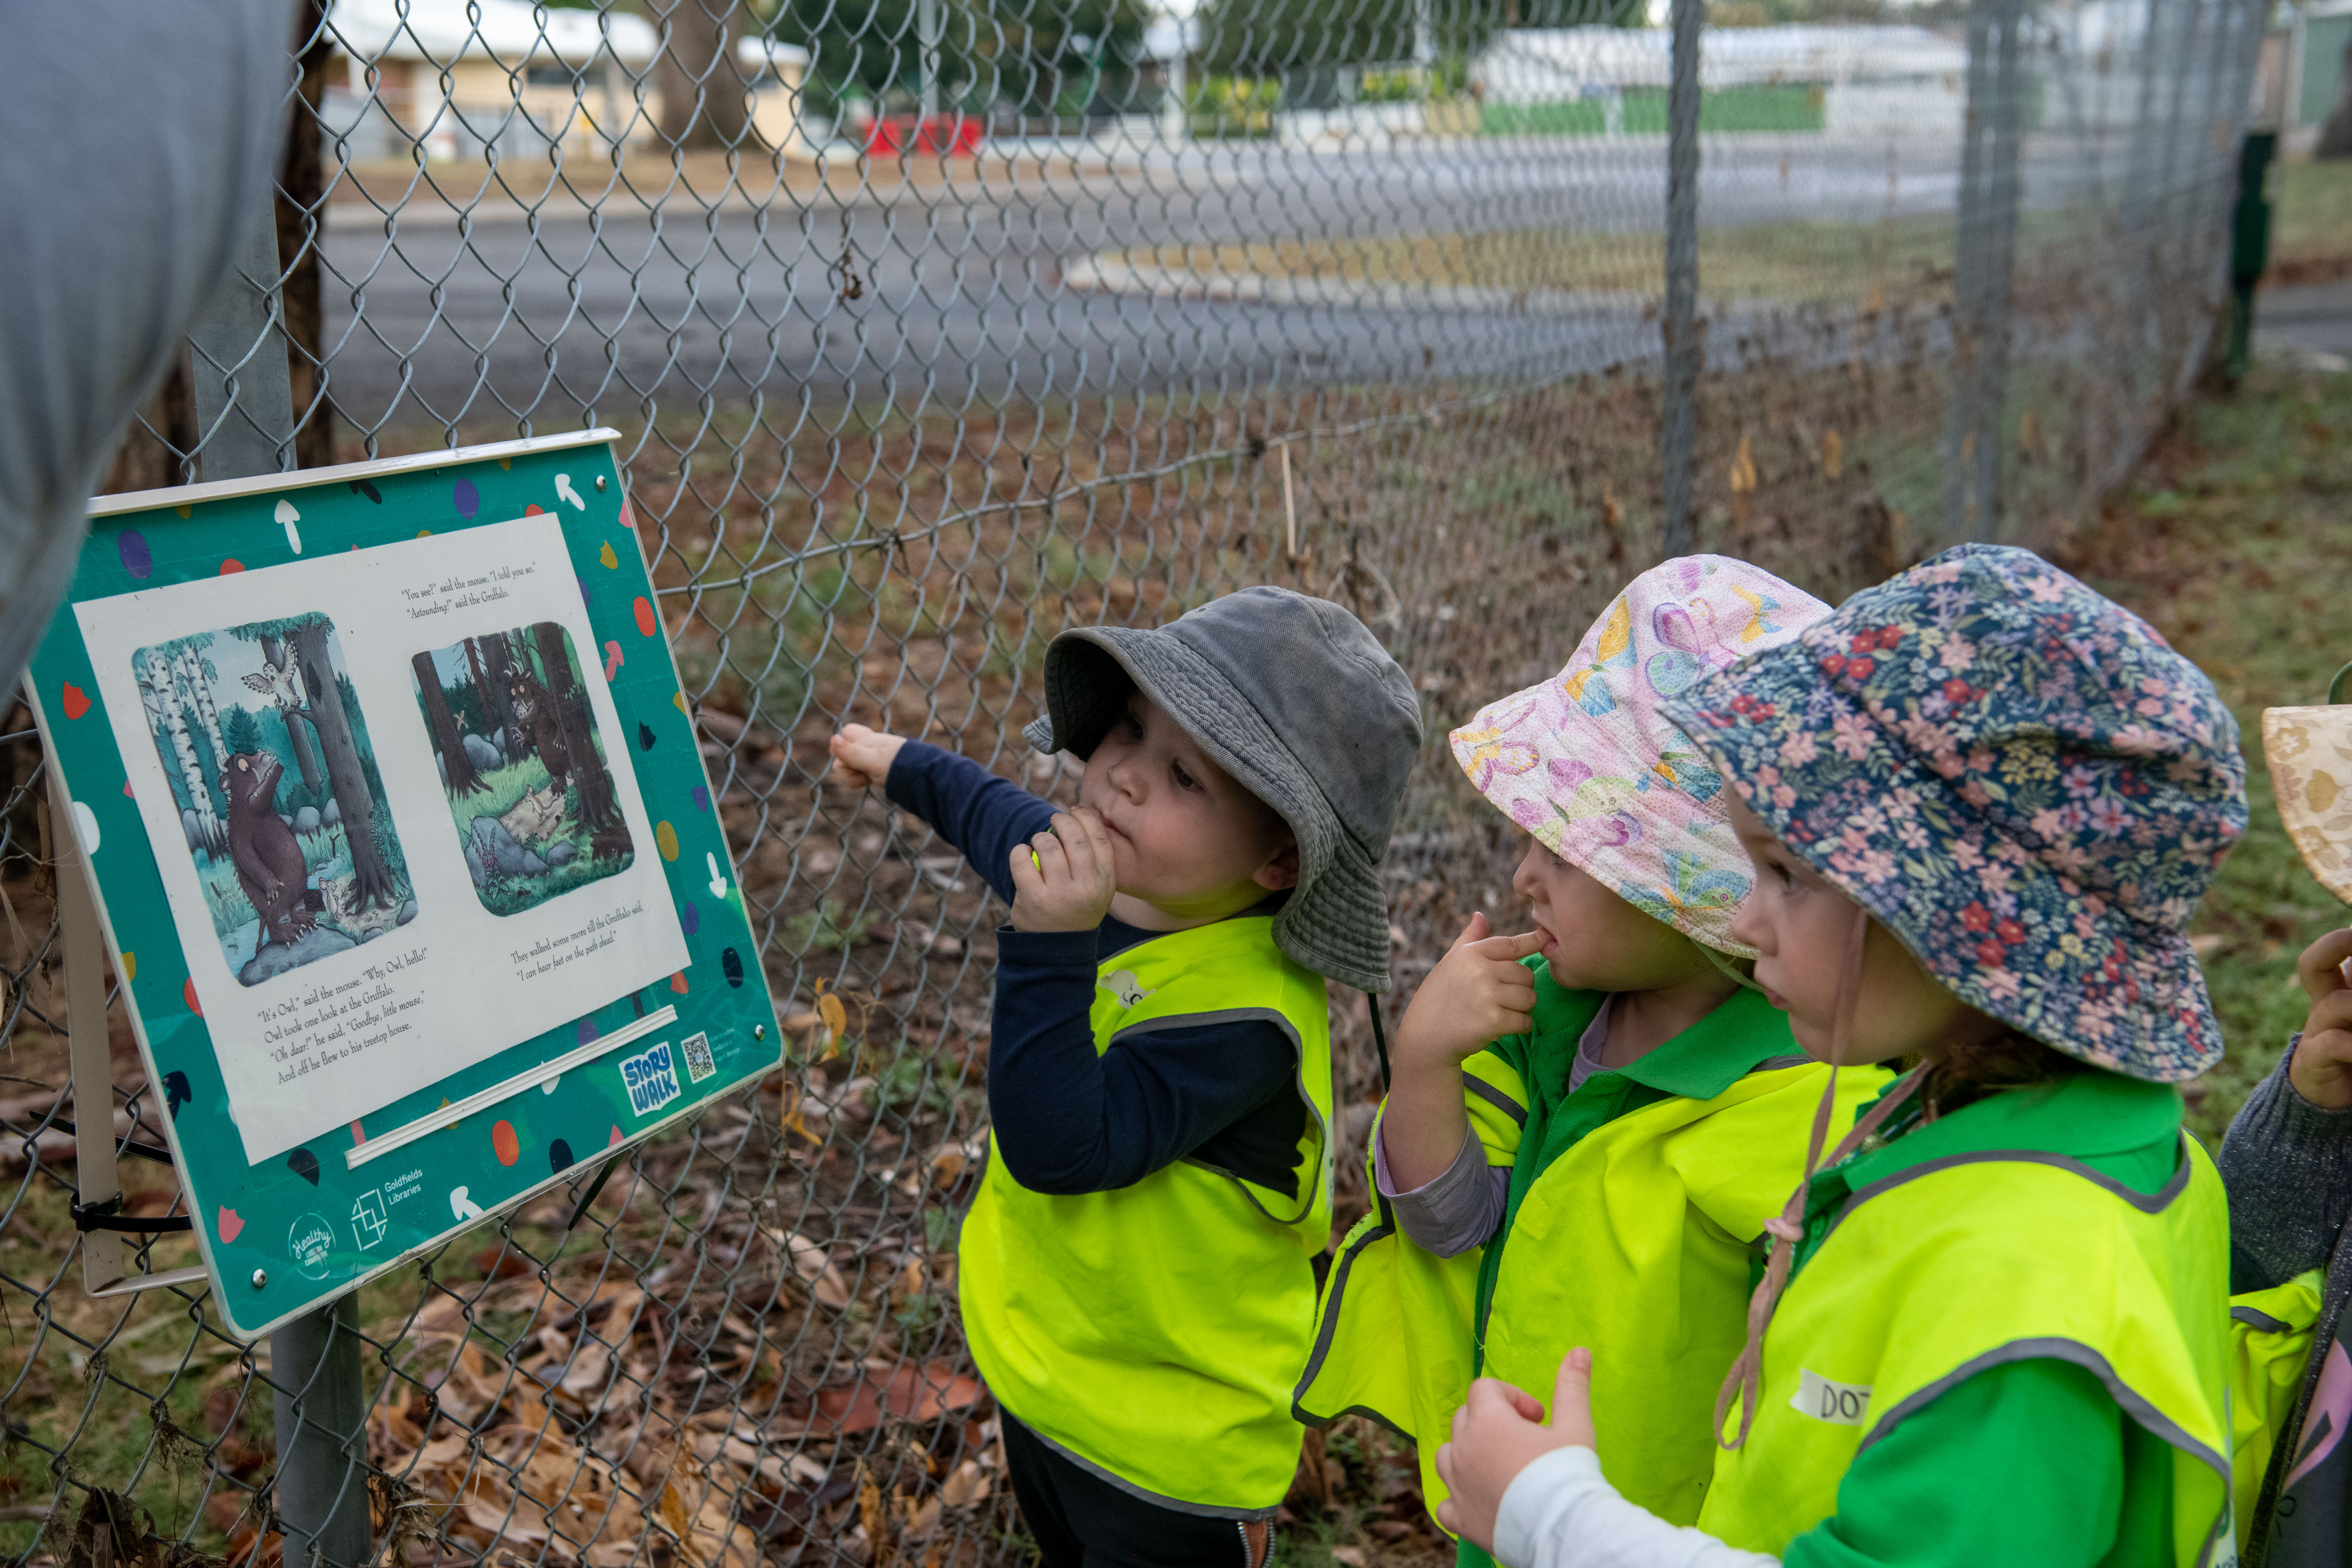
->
<box><xmin>2058</xmin><ymin>362</ymin><xmax>2352</xmax><ymax>1140</ymax></box>
<box><xmin>1110</xmin><ymin>207</ymin><xmax>2090</xmax><ymax>307</ymax></box>
<box><xmin>2272</xmin><ymin>160</ymin><xmax>2352</xmax><ymax>284</ymax></box>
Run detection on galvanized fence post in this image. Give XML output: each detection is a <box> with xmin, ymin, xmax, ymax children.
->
<box><xmin>187</xmin><ymin>207</ymin><xmax>374</xmax><ymax>1568</ymax></box>
<box><xmin>1660</xmin><ymin>0</ymin><xmax>1702</xmax><ymax>556</ymax></box>
<box><xmin>1941</xmin><ymin>0</ymin><xmax>2023</xmax><ymax>544</ymax></box>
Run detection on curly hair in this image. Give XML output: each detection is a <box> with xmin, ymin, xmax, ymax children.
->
<box><xmin>1919</xmin><ymin>1029</ymin><xmax>2082</xmax><ymax>1118</ymax></box>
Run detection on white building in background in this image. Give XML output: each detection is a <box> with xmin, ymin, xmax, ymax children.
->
<box><xmin>319</xmin><ymin>0</ymin><xmax>811</xmax><ymax>164</ymax></box>
<box><xmin>1475</xmin><ymin>24</ymin><xmax>1969</xmax><ymax>139</ymax></box>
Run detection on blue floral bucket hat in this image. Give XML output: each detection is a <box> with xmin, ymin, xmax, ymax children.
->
<box><xmin>1660</xmin><ymin>544</ymin><xmax>2247</xmax><ymax>1083</ymax></box>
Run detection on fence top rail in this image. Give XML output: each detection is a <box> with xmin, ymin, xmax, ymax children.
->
<box><xmin>86</xmin><ymin>427</ymin><xmax>623</xmax><ymax>517</ymax></box>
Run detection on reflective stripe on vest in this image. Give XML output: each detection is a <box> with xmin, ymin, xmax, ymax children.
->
<box><xmin>1292</xmin><ymin>1055</ymin><xmax>1887</xmax><ymax>1529</ymax></box>
<box><xmin>2227</xmin><ymin>1266</ymin><xmax>2324</xmax><ymax>1554</ymax></box>
<box><xmin>1698</xmin><ymin>1135</ymin><xmax>2233</xmax><ymax>1567</ymax></box>
<box><xmin>1293</xmin><ymin>1051</ymin><xmax>1529</xmax><ymax>1519</ymax></box>
<box><xmin>958</xmin><ymin>916</ymin><xmax>1333</xmax><ymax>1516</ymax></box>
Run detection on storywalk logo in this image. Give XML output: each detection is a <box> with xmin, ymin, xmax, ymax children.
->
<box><xmin>620</xmin><ymin>1040</ymin><xmax>681</xmax><ymax>1117</ymax></box>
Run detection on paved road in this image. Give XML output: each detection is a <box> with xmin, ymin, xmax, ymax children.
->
<box><xmin>314</xmin><ymin>131</ymin><xmax>2143</xmax><ymax>432</ymax></box>
<box><xmin>2256</xmin><ymin>277</ymin><xmax>2352</xmax><ymax>363</ymax></box>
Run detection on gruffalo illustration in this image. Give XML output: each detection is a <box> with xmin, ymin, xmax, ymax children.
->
<box><xmin>506</xmin><ymin>671</ymin><xmax>572</xmax><ymax>794</ymax></box>
<box><xmin>222</xmin><ymin>750</ymin><xmax>319</xmax><ymax>950</ymax></box>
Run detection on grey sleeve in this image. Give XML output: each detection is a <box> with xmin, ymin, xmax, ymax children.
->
<box><xmin>2220</xmin><ymin>1038</ymin><xmax>2352</xmax><ymax>1292</ymax></box>
<box><xmin>1374</xmin><ymin>1120</ymin><xmax>1508</xmax><ymax>1259</ymax></box>
<box><xmin>0</xmin><ymin>0</ymin><xmax>294</xmax><ymax>693</ymax></box>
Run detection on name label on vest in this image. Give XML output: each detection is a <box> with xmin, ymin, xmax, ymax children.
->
<box><xmin>1791</xmin><ymin>1367</ymin><xmax>1872</xmax><ymax>1426</ymax></box>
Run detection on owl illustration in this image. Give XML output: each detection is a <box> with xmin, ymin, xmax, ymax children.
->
<box><xmin>240</xmin><ymin>660</ymin><xmax>307</xmax><ymax>711</ymax></box>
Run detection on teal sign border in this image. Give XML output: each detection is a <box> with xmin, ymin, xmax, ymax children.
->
<box><xmin>26</xmin><ymin>432</ymin><xmax>779</xmax><ymax>1339</ymax></box>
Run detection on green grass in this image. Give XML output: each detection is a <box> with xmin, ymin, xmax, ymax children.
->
<box><xmin>1113</xmin><ymin>206</ymin><xmax>2088</xmax><ymax>308</ymax></box>
<box><xmin>473</xmin><ymin>849</ymin><xmax>637</xmax><ymax>917</ymax></box>
<box><xmin>1481</xmin><ymin>83</ymin><xmax>1826</xmax><ymax>137</ymax></box>
<box><xmin>2273</xmin><ymin>159</ymin><xmax>2352</xmax><ymax>281</ymax></box>
<box><xmin>2063</xmin><ymin>365</ymin><xmax>2352</xmax><ymax>1139</ymax></box>
<box><xmin>447</xmin><ymin>755</ymin><xmax>637</xmax><ymax>917</ymax></box>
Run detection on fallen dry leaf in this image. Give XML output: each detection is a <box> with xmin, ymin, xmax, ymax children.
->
<box><xmin>774</xmin><ymin>1228</ymin><xmax>853</xmax><ymax>1309</ymax></box>
<box><xmin>778</xmin><ymin>1359</ymin><xmax>988</xmax><ymax>1439</ymax></box>
<box><xmin>937</xmin><ymin>1459</ymin><xmax>988</xmax><ymax>1510</ymax></box>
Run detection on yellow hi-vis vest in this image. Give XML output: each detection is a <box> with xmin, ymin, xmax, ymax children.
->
<box><xmin>958</xmin><ymin>915</ymin><xmax>1334</xmax><ymax>1517</ymax></box>
<box><xmin>2227</xmin><ymin>1267</ymin><xmax>2325</xmax><ymax>1552</ymax></box>
<box><xmin>1698</xmin><ymin>1135</ymin><xmax>2234</xmax><ymax>1566</ymax></box>
<box><xmin>1294</xmin><ymin>1045</ymin><xmax>1888</xmax><ymax>1527</ymax></box>
<box><xmin>1293</xmin><ymin>1051</ymin><xmax>1530</xmax><ymax>1517</ymax></box>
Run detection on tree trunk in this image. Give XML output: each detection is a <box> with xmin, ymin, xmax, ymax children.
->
<box><xmin>416</xmin><ymin>654</ymin><xmax>488</xmax><ymax>796</ymax></box>
<box><xmin>479</xmin><ymin>630</ymin><xmax>521</xmax><ymax>754</ymax></box>
<box><xmin>648</xmin><ymin>0</ymin><xmax>754</xmax><ymax>151</ymax></box>
<box><xmin>533</xmin><ymin>622</ymin><xmax>621</xmax><ymax>833</ymax></box>
<box><xmin>278</xmin><ymin>0</ymin><xmax>338</xmax><ymax>468</ymax></box>
<box><xmin>462</xmin><ymin>636</ymin><xmax>501</xmax><ymax>751</ymax></box>
<box><xmin>177</xmin><ymin>644</ymin><xmax>231</xmax><ymax>803</ymax></box>
<box><xmin>143</xmin><ymin>649</ymin><xmax>222</xmax><ymax>851</ymax></box>
<box><xmin>261</xmin><ymin>633</ymin><xmax>326</xmax><ymax>798</ymax></box>
<box><xmin>290</xmin><ymin>622</ymin><xmax>398</xmax><ymax>910</ymax></box>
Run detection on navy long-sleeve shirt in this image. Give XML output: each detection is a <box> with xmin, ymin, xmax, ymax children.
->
<box><xmin>885</xmin><ymin>741</ymin><xmax>1309</xmax><ymax>1198</ymax></box>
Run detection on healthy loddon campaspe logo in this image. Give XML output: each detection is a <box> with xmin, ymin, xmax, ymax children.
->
<box><xmin>620</xmin><ymin>1041</ymin><xmax>681</xmax><ymax>1117</ymax></box>
<box><xmin>288</xmin><ymin>1211</ymin><xmax>337</xmax><ymax>1280</ymax></box>
<box><xmin>1791</xmin><ymin>1367</ymin><xmax>1871</xmax><ymax>1426</ymax></box>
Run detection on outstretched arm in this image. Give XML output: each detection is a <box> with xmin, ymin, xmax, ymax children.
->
<box><xmin>831</xmin><ymin>726</ymin><xmax>1054</xmax><ymax>906</ymax></box>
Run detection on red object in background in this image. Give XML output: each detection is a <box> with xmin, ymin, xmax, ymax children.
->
<box><xmin>864</xmin><ymin>115</ymin><xmax>983</xmax><ymax>156</ymax></box>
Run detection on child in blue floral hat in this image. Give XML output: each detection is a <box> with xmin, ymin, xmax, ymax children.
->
<box><xmin>1429</xmin><ymin>544</ymin><xmax>2248</xmax><ymax>1568</ymax></box>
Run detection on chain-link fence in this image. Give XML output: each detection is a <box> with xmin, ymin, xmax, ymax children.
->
<box><xmin>1</xmin><ymin>0</ymin><xmax>2265</xmax><ymax>1563</ymax></box>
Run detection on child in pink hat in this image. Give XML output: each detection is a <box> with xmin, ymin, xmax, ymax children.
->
<box><xmin>1294</xmin><ymin>556</ymin><xmax>1886</xmax><ymax>1554</ymax></box>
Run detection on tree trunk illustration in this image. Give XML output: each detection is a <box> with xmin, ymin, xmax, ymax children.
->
<box><xmin>461</xmin><ymin>636</ymin><xmax>501</xmax><ymax>752</ymax></box>
<box><xmin>288</xmin><ymin>620</ymin><xmax>398</xmax><ymax>910</ymax></box>
<box><xmin>176</xmin><ymin>641</ymin><xmax>230</xmax><ymax>801</ymax></box>
<box><xmin>533</xmin><ymin>621</ymin><xmax>621</xmax><ymax>836</ymax></box>
<box><xmin>416</xmin><ymin>653</ymin><xmax>487</xmax><ymax>796</ymax></box>
<box><xmin>261</xmin><ymin>632</ymin><xmax>324</xmax><ymax>798</ymax></box>
<box><xmin>141</xmin><ymin>648</ymin><xmax>222</xmax><ymax>852</ymax></box>
<box><xmin>479</xmin><ymin>630</ymin><xmax>520</xmax><ymax>755</ymax></box>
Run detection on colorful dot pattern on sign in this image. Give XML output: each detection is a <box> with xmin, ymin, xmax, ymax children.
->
<box><xmin>27</xmin><ymin>439</ymin><xmax>779</xmax><ymax>1339</ymax></box>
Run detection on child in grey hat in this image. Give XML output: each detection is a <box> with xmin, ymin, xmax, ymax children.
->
<box><xmin>829</xmin><ymin>586</ymin><xmax>1421</xmax><ymax>1566</ymax></box>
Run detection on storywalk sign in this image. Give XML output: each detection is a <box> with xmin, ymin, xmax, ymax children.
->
<box><xmin>26</xmin><ymin>430</ymin><xmax>779</xmax><ymax>1337</ymax></box>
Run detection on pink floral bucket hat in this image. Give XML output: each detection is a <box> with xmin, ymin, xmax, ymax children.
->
<box><xmin>1448</xmin><ymin>556</ymin><xmax>1832</xmax><ymax>956</ymax></box>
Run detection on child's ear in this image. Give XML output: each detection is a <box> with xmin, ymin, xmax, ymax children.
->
<box><xmin>1253</xmin><ymin>842</ymin><xmax>1302</xmax><ymax>892</ymax></box>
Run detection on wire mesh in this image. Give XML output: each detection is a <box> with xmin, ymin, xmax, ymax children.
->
<box><xmin>8</xmin><ymin>0</ymin><xmax>2265</xmax><ymax>1562</ymax></box>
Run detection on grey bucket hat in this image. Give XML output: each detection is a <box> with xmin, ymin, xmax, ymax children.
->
<box><xmin>1022</xmin><ymin>587</ymin><xmax>1423</xmax><ymax>993</ymax></box>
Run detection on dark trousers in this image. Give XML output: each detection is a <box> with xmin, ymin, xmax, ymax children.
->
<box><xmin>998</xmin><ymin>1410</ymin><xmax>1274</xmax><ymax>1568</ymax></box>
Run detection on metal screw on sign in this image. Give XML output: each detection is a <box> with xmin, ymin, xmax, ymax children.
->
<box><xmin>185</xmin><ymin>207</ymin><xmax>374</xmax><ymax>1568</ymax></box>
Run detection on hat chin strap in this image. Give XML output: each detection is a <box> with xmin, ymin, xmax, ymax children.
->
<box><xmin>1697</xmin><ymin>938</ymin><xmax>1767</xmax><ymax>994</ymax></box>
<box><xmin>1714</xmin><ymin>903</ymin><xmax>1927</xmax><ymax>1450</ymax></box>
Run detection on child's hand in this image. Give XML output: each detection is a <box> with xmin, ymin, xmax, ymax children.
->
<box><xmin>2292</xmin><ymin>929</ymin><xmax>2352</xmax><ymax>1109</ymax></box>
<box><xmin>829</xmin><ymin>724</ymin><xmax>905</xmax><ymax>789</ymax></box>
<box><xmin>1394</xmin><ymin>913</ymin><xmax>1544</xmax><ymax>1069</ymax></box>
<box><xmin>1434</xmin><ymin>1349</ymin><xmax>1598</xmax><ymax>1552</ymax></box>
<box><xmin>1010</xmin><ymin>807</ymin><xmax>1118</xmax><ymax>933</ymax></box>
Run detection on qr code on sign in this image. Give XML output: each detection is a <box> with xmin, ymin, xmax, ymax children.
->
<box><xmin>680</xmin><ymin>1031</ymin><xmax>716</xmax><ymax>1083</ymax></box>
